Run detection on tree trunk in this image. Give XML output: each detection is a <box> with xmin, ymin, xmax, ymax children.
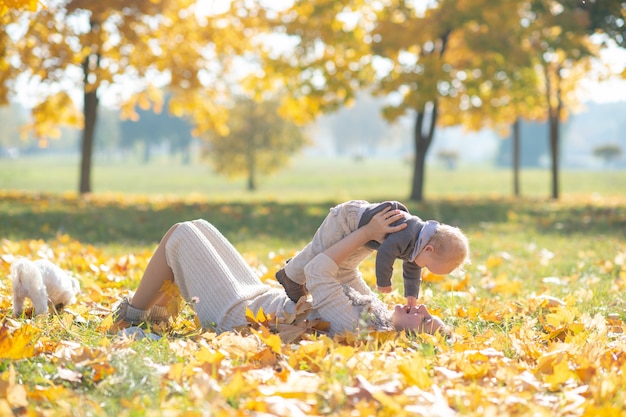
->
<box><xmin>247</xmin><ymin>140</ymin><xmax>256</xmax><ymax>191</ymax></box>
<box><xmin>143</xmin><ymin>139</ymin><xmax>151</xmax><ymax>164</ymax></box>
<box><xmin>545</xmin><ymin>65</ymin><xmax>562</xmax><ymax>200</ymax></box>
<box><xmin>79</xmin><ymin>20</ymin><xmax>101</xmax><ymax>195</ymax></box>
<box><xmin>409</xmin><ymin>30</ymin><xmax>449</xmax><ymax>202</ymax></box>
<box><xmin>549</xmin><ymin>110</ymin><xmax>560</xmax><ymax>199</ymax></box>
<box><xmin>409</xmin><ymin>102</ymin><xmax>438</xmax><ymax>201</ymax></box>
<box><xmin>79</xmin><ymin>54</ymin><xmax>100</xmax><ymax>195</ymax></box>
<box><xmin>512</xmin><ymin>118</ymin><xmax>520</xmax><ymax>197</ymax></box>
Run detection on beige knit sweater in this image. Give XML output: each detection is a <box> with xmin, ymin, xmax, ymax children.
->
<box><xmin>165</xmin><ymin>219</ymin><xmax>393</xmax><ymax>335</ymax></box>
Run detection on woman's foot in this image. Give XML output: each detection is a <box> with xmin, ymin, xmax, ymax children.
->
<box><xmin>112</xmin><ymin>297</ymin><xmax>149</xmax><ymax>326</ymax></box>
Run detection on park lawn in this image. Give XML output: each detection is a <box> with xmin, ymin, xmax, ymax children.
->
<box><xmin>0</xmin><ymin>183</ymin><xmax>625</xmax><ymax>414</ymax></box>
<box><xmin>2</xmin><ymin>154</ymin><xmax>626</xmax><ymax>200</ymax></box>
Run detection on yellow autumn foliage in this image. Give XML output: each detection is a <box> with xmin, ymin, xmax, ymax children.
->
<box><xmin>0</xmin><ymin>0</ymin><xmax>39</xmax><ymax>16</ymax></box>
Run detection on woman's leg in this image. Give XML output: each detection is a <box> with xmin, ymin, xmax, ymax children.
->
<box><xmin>117</xmin><ymin>219</ymin><xmax>275</xmax><ymax>331</ymax></box>
<box><xmin>130</xmin><ymin>223</ymin><xmax>180</xmax><ymax>310</ymax></box>
<box><xmin>189</xmin><ymin>219</ymin><xmax>261</xmax><ymax>286</ymax></box>
<box><xmin>164</xmin><ymin>220</ymin><xmax>271</xmax><ymax>331</ymax></box>
<box><xmin>112</xmin><ymin>223</ymin><xmax>181</xmax><ymax>326</ymax></box>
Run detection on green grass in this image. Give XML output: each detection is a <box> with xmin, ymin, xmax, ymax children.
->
<box><xmin>2</xmin><ymin>154</ymin><xmax>625</xmax><ymax>293</ymax></box>
<box><xmin>2</xmin><ymin>153</ymin><xmax>625</xmax><ymax>201</ymax></box>
<box><xmin>2</xmin><ymin>154</ymin><xmax>624</xmax><ymax>304</ymax></box>
<box><xmin>1</xmin><ymin>155</ymin><xmax>626</xmax><ymax>416</ymax></box>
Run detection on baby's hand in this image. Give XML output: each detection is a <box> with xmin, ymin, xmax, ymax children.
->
<box><xmin>377</xmin><ymin>285</ymin><xmax>392</xmax><ymax>293</ymax></box>
<box><xmin>405</xmin><ymin>296</ymin><xmax>417</xmax><ymax>311</ymax></box>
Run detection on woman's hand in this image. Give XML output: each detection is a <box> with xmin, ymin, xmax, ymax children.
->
<box><xmin>366</xmin><ymin>207</ymin><xmax>407</xmax><ymax>243</ymax></box>
<box><xmin>322</xmin><ymin>208</ymin><xmax>407</xmax><ymax>267</ymax></box>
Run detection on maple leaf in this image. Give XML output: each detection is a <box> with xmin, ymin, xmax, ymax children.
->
<box><xmin>0</xmin><ymin>319</ymin><xmax>36</xmax><ymax>359</ymax></box>
<box><xmin>27</xmin><ymin>385</ymin><xmax>72</xmax><ymax>402</ymax></box>
<box><xmin>215</xmin><ymin>333</ymin><xmax>260</xmax><ymax>360</ymax></box>
<box><xmin>249</xmin><ymin>347</ymin><xmax>278</xmax><ymax>367</ymax></box>
<box><xmin>440</xmin><ymin>274</ymin><xmax>470</xmax><ymax>292</ymax></box>
<box><xmin>491</xmin><ymin>273</ymin><xmax>522</xmax><ymax>295</ymax></box>
<box><xmin>485</xmin><ymin>254</ymin><xmax>505</xmax><ymax>268</ymax></box>
<box><xmin>53</xmin><ymin>340</ymin><xmax>102</xmax><ymax>365</ymax></box>
<box><xmin>195</xmin><ymin>346</ymin><xmax>225</xmax><ymax>367</ymax></box>
<box><xmin>398</xmin><ymin>358</ymin><xmax>431</xmax><ymax>389</ymax></box>
<box><xmin>54</xmin><ymin>367</ymin><xmax>83</xmax><ymax>383</ymax></box>
<box><xmin>0</xmin><ymin>366</ymin><xmax>28</xmax><ymax>410</ymax></box>
<box><xmin>221</xmin><ymin>371</ymin><xmax>256</xmax><ymax>405</ymax></box>
<box><xmin>286</xmin><ymin>339</ymin><xmax>330</xmax><ymax>373</ymax></box>
<box><xmin>275</xmin><ymin>318</ymin><xmax>327</xmax><ymax>344</ymax></box>
<box><xmin>159</xmin><ymin>280</ymin><xmax>182</xmax><ymax>318</ymax></box>
<box><xmin>245</xmin><ymin>300</ymin><xmax>328</xmax><ymax>344</ymax></box>
<box><xmin>422</xmin><ymin>269</ymin><xmax>444</xmax><ymax>283</ymax></box>
<box><xmin>98</xmin><ymin>314</ymin><xmax>114</xmax><ymax>333</ymax></box>
<box><xmin>246</xmin><ymin>306</ymin><xmax>270</xmax><ymax>327</ymax></box>
<box><xmin>251</xmin><ymin>326</ymin><xmax>282</xmax><ymax>354</ymax></box>
<box><xmin>542</xmin><ymin>358</ymin><xmax>575</xmax><ymax>390</ymax></box>
<box><xmin>538</xmin><ymin>305</ymin><xmax>585</xmax><ymax>341</ymax></box>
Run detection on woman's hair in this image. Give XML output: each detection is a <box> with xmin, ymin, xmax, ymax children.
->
<box><xmin>429</xmin><ymin>224</ymin><xmax>470</xmax><ymax>275</ymax></box>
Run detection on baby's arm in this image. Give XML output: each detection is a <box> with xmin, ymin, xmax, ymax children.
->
<box><xmin>374</xmin><ymin>216</ymin><xmax>418</xmax><ymax>296</ymax></box>
<box><xmin>402</xmin><ymin>260</ymin><xmax>422</xmax><ymax>309</ymax></box>
<box><xmin>374</xmin><ymin>245</ymin><xmax>397</xmax><ymax>292</ymax></box>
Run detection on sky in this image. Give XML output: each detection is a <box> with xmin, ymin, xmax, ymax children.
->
<box><xmin>580</xmin><ymin>41</ymin><xmax>626</xmax><ymax>104</ymax></box>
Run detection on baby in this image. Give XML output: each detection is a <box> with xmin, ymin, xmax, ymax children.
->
<box><xmin>276</xmin><ymin>200</ymin><xmax>469</xmax><ymax>308</ymax></box>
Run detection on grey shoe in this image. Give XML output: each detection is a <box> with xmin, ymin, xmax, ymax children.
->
<box><xmin>275</xmin><ymin>268</ymin><xmax>308</xmax><ymax>303</ymax></box>
<box><xmin>112</xmin><ymin>297</ymin><xmax>149</xmax><ymax>326</ymax></box>
<box><xmin>148</xmin><ymin>304</ymin><xmax>171</xmax><ymax>324</ymax></box>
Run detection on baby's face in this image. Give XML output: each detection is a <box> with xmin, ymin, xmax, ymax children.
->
<box><xmin>415</xmin><ymin>247</ymin><xmax>458</xmax><ymax>275</ymax></box>
<box><xmin>424</xmin><ymin>257</ymin><xmax>458</xmax><ymax>275</ymax></box>
<box><xmin>391</xmin><ymin>304</ymin><xmax>446</xmax><ymax>334</ymax></box>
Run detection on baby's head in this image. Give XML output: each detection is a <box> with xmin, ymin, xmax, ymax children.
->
<box><xmin>415</xmin><ymin>223</ymin><xmax>470</xmax><ymax>275</ymax></box>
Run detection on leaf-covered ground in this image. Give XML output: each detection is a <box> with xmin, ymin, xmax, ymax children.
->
<box><xmin>0</xmin><ymin>192</ymin><xmax>625</xmax><ymax>416</ymax></box>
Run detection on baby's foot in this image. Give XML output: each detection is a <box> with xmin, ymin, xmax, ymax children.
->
<box><xmin>275</xmin><ymin>269</ymin><xmax>308</xmax><ymax>303</ymax></box>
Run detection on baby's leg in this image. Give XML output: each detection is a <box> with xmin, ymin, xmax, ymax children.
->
<box><xmin>285</xmin><ymin>201</ymin><xmax>365</xmax><ymax>284</ymax></box>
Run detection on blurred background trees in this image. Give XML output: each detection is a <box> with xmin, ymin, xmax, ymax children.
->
<box><xmin>0</xmin><ymin>0</ymin><xmax>624</xmax><ymax>199</ymax></box>
<box><xmin>593</xmin><ymin>143</ymin><xmax>623</xmax><ymax>166</ymax></box>
<box><xmin>119</xmin><ymin>96</ymin><xmax>194</xmax><ymax>165</ymax></box>
<box><xmin>201</xmin><ymin>97</ymin><xmax>309</xmax><ymax>191</ymax></box>
<box><xmin>1</xmin><ymin>0</ymin><xmax>253</xmax><ymax>193</ymax></box>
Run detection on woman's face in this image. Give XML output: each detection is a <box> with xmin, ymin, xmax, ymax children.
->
<box><xmin>391</xmin><ymin>304</ymin><xmax>446</xmax><ymax>335</ymax></box>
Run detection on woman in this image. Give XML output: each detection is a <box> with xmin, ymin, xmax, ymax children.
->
<box><xmin>114</xmin><ymin>207</ymin><xmax>449</xmax><ymax>336</ymax></box>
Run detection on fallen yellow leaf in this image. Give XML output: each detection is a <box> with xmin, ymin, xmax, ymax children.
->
<box><xmin>251</xmin><ymin>326</ymin><xmax>282</xmax><ymax>354</ymax></box>
<box><xmin>0</xmin><ymin>320</ymin><xmax>36</xmax><ymax>360</ymax></box>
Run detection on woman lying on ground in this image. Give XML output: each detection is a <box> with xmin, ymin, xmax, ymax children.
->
<box><xmin>113</xmin><ymin>207</ymin><xmax>450</xmax><ymax>337</ymax></box>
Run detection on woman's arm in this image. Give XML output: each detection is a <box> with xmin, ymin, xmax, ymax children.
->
<box><xmin>304</xmin><ymin>207</ymin><xmax>407</xmax><ymax>335</ymax></box>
